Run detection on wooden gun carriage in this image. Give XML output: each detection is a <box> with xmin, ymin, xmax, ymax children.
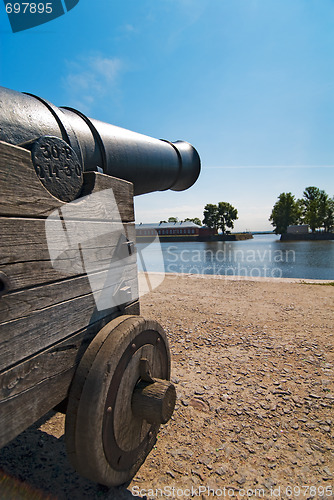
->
<box><xmin>0</xmin><ymin>87</ymin><xmax>200</xmax><ymax>486</ymax></box>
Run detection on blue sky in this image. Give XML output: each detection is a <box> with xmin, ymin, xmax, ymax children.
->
<box><xmin>1</xmin><ymin>0</ymin><xmax>333</xmax><ymax>230</ymax></box>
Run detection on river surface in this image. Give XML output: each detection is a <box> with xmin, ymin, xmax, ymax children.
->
<box><xmin>137</xmin><ymin>234</ymin><xmax>334</xmax><ymax>280</ymax></box>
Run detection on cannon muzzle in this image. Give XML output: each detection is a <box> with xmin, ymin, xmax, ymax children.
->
<box><xmin>0</xmin><ymin>86</ymin><xmax>200</xmax><ymax>196</ymax></box>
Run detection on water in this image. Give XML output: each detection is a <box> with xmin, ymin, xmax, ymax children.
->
<box><xmin>137</xmin><ymin>234</ymin><xmax>334</xmax><ymax>280</ymax></box>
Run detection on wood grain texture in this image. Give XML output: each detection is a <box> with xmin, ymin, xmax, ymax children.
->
<box><xmin>0</xmin><ymin>141</ymin><xmax>134</xmax><ymax>221</ymax></box>
<box><xmin>0</xmin><ymin>218</ymin><xmax>136</xmax><ymax>291</ymax></box>
<box><xmin>0</xmin><ymin>365</ymin><xmax>74</xmax><ymax>450</ymax></box>
<box><xmin>0</xmin><ymin>270</ymin><xmax>135</xmax><ymax>323</ymax></box>
<box><xmin>0</xmin><ymin>301</ymin><xmax>139</xmax><ymax>450</ymax></box>
<box><xmin>80</xmin><ymin>171</ymin><xmax>134</xmax><ymax>222</ymax></box>
<box><xmin>131</xmin><ymin>379</ymin><xmax>176</xmax><ymax>424</ymax></box>
<box><xmin>0</xmin><ymin>270</ymin><xmax>139</xmax><ymax>371</ymax></box>
<box><xmin>0</xmin><ymin>140</ymin><xmax>142</xmax><ymax>450</ymax></box>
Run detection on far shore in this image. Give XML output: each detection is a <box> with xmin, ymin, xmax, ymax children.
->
<box><xmin>139</xmin><ymin>270</ymin><xmax>334</xmax><ymax>284</ymax></box>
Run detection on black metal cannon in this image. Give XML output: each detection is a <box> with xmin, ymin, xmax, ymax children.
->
<box><xmin>0</xmin><ymin>87</ymin><xmax>200</xmax><ymax>487</ymax></box>
<box><xmin>0</xmin><ymin>86</ymin><xmax>200</xmax><ymax>198</ymax></box>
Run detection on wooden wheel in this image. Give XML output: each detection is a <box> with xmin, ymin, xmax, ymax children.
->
<box><xmin>65</xmin><ymin>315</ymin><xmax>175</xmax><ymax>487</ymax></box>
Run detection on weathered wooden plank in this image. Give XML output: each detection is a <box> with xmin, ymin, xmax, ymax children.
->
<box><xmin>0</xmin><ymin>301</ymin><xmax>139</xmax><ymax>400</ymax></box>
<box><xmin>0</xmin><ymin>293</ymin><xmax>112</xmax><ymax>372</ymax></box>
<box><xmin>0</xmin><ymin>301</ymin><xmax>139</xmax><ymax>450</ymax></box>
<box><xmin>0</xmin><ymin>218</ymin><xmax>136</xmax><ymax>265</ymax></box>
<box><xmin>0</xmin><ymin>267</ymin><xmax>138</xmax><ymax>324</ymax></box>
<box><xmin>0</xmin><ymin>141</ymin><xmax>134</xmax><ymax>221</ymax></box>
<box><xmin>80</xmin><ymin>171</ymin><xmax>134</xmax><ymax>223</ymax></box>
<box><xmin>0</xmin><ymin>218</ymin><xmax>136</xmax><ymax>292</ymax></box>
<box><xmin>0</xmin><ymin>268</ymin><xmax>139</xmax><ymax>371</ymax></box>
<box><xmin>0</xmin><ymin>274</ymin><xmax>92</xmax><ymax>323</ymax></box>
<box><xmin>0</xmin><ymin>363</ymin><xmax>75</xmax><ymax>450</ymax></box>
<box><xmin>1</xmin><ymin>261</ymin><xmax>84</xmax><ymax>293</ymax></box>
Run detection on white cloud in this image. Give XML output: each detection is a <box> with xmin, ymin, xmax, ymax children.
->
<box><xmin>90</xmin><ymin>56</ymin><xmax>122</xmax><ymax>83</ymax></box>
<box><xmin>123</xmin><ymin>23</ymin><xmax>136</xmax><ymax>33</ymax></box>
<box><xmin>62</xmin><ymin>53</ymin><xmax>123</xmax><ymax>114</ymax></box>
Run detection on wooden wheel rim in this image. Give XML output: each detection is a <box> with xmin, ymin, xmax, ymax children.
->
<box><xmin>65</xmin><ymin>315</ymin><xmax>171</xmax><ymax>487</ymax></box>
<box><xmin>103</xmin><ymin>328</ymin><xmax>169</xmax><ymax>471</ymax></box>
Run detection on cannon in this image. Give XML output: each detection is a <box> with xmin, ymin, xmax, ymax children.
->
<box><xmin>0</xmin><ymin>86</ymin><xmax>200</xmax><ymax>487</ymax></box>
<box><xmin>0</xmin><ymin>86</ymin><xmax>200</xmax><ymax>199</ymax></box>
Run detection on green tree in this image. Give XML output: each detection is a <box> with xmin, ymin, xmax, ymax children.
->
<box><xmin>217</xmin><ymin>201</ymin><xmax>238</xmax><ymax>234</ymax></box>
<box><xmin>183</xmin><ymin>217</ymin><xmax>202</xmax><ymax>226</ymax></box>
<box><xmin>203</xmin><ymin>202</ymin><xmax>238</xmax><ymax>234</ymax></box>
<box><xmin>269</xmin><ymin>192</ymin><xmax>301</xmax><ymax>235</ymax></box>
<box><xmin>321</xmin><ymin>196</ymin><xmax>334</xmax><ymax>232</ymax></box>
<box><xmin>301</xmin><ymin>186</ymin><xmax>328</xmax><ymax>232</ymax></box>
<box><xmin>203</xmin><ymin>204</ymin><xmax>220</xmax><ymax>232</ymax></box>
<box><xmin>167</xmin><ymin>217</ymin><xmax>178</xmax><ymax>223</ymax></box>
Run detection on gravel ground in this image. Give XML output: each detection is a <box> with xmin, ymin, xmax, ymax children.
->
<box><xmin>0</xmin><ymin>275</ymin><xmax>333</xmax><ymax>499</ymax></box>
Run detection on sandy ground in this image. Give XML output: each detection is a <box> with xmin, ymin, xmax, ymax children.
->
<box><xmin>0</xmin><ymin>275</ymin><xmax>333</xmax><ymax>499</ymax></box>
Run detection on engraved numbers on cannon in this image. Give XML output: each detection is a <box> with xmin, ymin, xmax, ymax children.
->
<box><xmin>31</xmin><ymin>136</ymin><xmax>83</xmax><ymax>202</ymax></box>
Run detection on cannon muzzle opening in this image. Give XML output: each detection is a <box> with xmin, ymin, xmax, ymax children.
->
<box><xmin>0</xmin><ymin>86</ymin><xmax>200</xmax><ymax>196</ymax></box>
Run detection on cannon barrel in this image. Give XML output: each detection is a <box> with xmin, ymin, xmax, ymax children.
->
<box><xmin>0</xmin><ymin>86</ymin><xmax>200</xmax><ymax>196</ymax></box>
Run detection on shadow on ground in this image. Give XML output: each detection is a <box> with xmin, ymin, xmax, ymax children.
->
<box><xmin>0</xmin><ymin>412</ymin><xmax>137</xmax><ymax>500</ymax></box>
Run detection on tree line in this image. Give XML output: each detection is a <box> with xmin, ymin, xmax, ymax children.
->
<box><xmin>161</xmin><ymin>202</ymin><xmax>239</xmax><ymax>235</ymax></box>
<box><xmin>269</xmin><ymin>187</ymin><xmax>334</xmax><ymax>235</ymax></box>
